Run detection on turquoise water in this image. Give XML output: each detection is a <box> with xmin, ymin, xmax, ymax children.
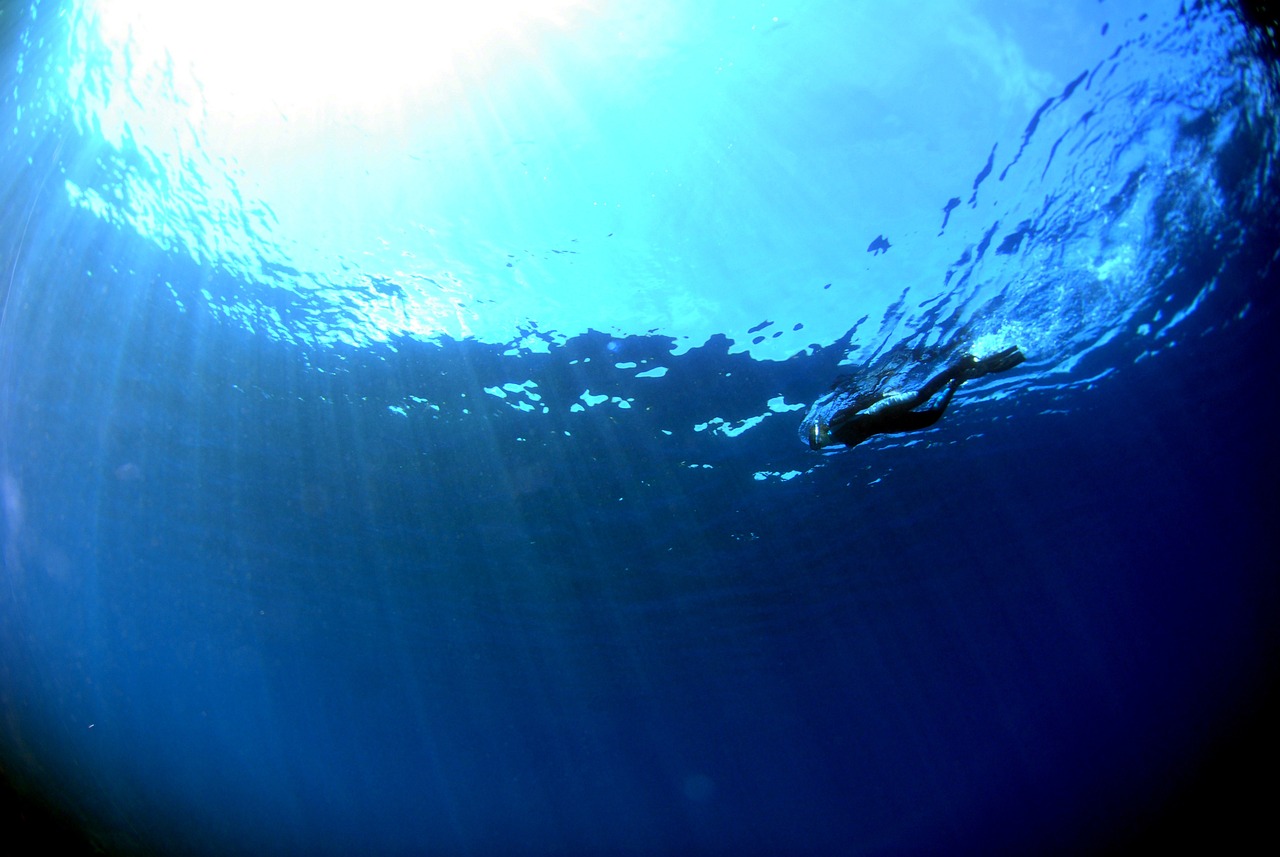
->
<box><xmin>2</xmin><ymin>2</ymin><xmax>1277</xmax><ymax>854</ymax></box>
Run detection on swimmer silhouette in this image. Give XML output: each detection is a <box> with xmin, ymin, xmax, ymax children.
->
<box><xmin>806</xmin><ymin>346</ymin><xmax>1025</xmax><ymax>451</ymax></box>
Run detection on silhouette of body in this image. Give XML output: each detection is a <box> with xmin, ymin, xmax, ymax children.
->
<box><xmin>808</xmin><ymin>346</ymin><xmax>1025</xmax><ymax>451</ymax></box>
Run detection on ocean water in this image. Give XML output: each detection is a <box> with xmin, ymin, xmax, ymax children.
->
<box><xmin>1</xmin><ymin>1</ymin><xmax>1277</xmax><ymax>854</ymax></box>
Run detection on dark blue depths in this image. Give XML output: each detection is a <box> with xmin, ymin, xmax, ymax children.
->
<box><xmin>1</xmin><ymin>199</ymin><xmax>1277</xmax><ymax>856</ymax></box>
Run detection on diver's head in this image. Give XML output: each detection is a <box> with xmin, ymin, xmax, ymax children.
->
<box><xmin>808</xmin><ymin>419</ymin><xmax>832</xmax><ymax>451</ymax></box>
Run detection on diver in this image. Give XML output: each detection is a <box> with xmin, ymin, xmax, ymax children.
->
<box><xmin>806</xmin><ymin>346</ymin><xmax>1025</xmax><ymax>451</ymax></box>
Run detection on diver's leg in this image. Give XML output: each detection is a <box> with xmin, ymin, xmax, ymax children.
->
<box><xmin>892</xmin><ymin>379</ymin><xmax>961</xmax><ymax>432</ymax></box>
<box><xmin>918</xmin><ymin>365</ymin><xmax>962</xmax><ymax>399</ymax></box>
<box><xmin>892</xmin><ymin>408</ymin><xmax>944</xmax><ymax>432</ymax></box>
<box><xmin>925</xmin><ymin>345</ymin><xmax>1026</xmax><ymax>395</ymax></box>
<box><xmin>919</xmin><ymin>349</ymin><xmax>985</xmax><ymax>398</ymax></box>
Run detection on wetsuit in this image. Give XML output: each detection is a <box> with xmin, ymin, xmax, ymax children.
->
<box><xmin>808</xmin><ymin>346</ymin><xmax>1025</xmax><ymax>451</ymax></box>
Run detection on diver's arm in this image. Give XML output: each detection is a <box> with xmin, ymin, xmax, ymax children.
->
<box><xmin>827</xmin><ymin>414</ymin><xmax>873</xmax><ymax>447</ymax></box>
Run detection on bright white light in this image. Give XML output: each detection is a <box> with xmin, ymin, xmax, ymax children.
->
<box><xmin>87</xmin><ymin>0</ymin><xmax>591</xmax><ymax>125</ymax></box>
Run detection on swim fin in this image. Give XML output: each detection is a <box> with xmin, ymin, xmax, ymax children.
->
<box><xmin>967</xmin><ymin>346</ymin><xmax>1026</xmax><ymax>378</ymax></box>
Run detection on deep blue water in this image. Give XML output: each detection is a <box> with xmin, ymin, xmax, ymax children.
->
<box><xmin>2</xmin><ymin>2</ymin><xmax>1279</xmax><ymax>855</ymax></box>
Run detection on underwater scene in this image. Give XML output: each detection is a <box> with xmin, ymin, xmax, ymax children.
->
<box><xmin>2</xmin><ymin>1</ymin><xmax>1277</xmax><ymax>854</ymax></box>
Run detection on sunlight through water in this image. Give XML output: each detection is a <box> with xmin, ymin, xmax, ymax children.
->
<box><xmin>44</xmin><ymin>0</ymin><xmax>1279</xmax><ymax>370</ymax></box>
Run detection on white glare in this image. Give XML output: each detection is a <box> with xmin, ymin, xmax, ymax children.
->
<box><xmin>86</xmin><ymin>0</ymin><xmax>591</xmax><ymax>125</ymax></box>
